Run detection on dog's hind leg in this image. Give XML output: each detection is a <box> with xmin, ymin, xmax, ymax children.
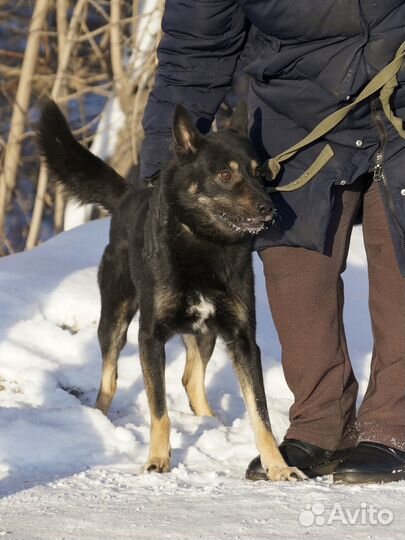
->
<box><xmin>139</xmin><ymin>326</ymin><xmax>171</xmax><ymax>473</ymax></box>
<box><xmin>182</xmin><ymin>333</ymin><xmax>216</xmax><ymax>417</ymax></box>
<box><xmin>226</xmin><ymin>329</ymin><xmax>305</xmax><ymax>482</ymax></box>
<box><xmin>95</xmin><ymin>245</ymin><xmax>137</xmax><ymax>416</ymax></box>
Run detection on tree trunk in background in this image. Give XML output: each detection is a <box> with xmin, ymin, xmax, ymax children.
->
<box><xmin>0</xmin><ymin>0</ymin><xmax>50</xmax><ymax>239</ymax></box>
<box><xmin>26</xmin><ymin>0</ymin><xmax>88</xmax><ymax>249</ymax></box>
<box><xmin>54</xmin><ymin>0</ymin><xmax>69</xmax><ymax>234</ymax></box>
<box><xmin>0</xmin><ymin>0</ymin><xmax>164</xmax><ymax>250</ymax></box>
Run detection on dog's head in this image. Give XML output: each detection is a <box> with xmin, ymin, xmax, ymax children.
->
<box><xmin>165</xmin><ymin>104</ymin><xmax>276</xmax><ymax>243</ymax></box>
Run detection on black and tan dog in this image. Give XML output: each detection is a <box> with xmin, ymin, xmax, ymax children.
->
<box><xmin>38</xmin><ymin>100</ymin><xmax>303</xmax><ymax>481</ymax></box>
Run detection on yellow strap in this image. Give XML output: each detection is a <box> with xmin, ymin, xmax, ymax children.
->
<box><xmin>267</xmin><ymin>40</ymin><xmax>405</xmax><ymax>192</ymax></box>
<box><xmin>267</xmin><ymin>145</ymin><xmax>334</xmax><ymax>193</ymax></box>
<box><xmin>380</xmin><ymin>41</ymin><xmax>405</xmax><ymax>139</ymax></box>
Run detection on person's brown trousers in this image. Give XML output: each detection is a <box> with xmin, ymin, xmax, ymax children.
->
<box><xmin>260</xmin><ymin>176</ymin><xmax>405</xmax><ymax>451</ymax></box>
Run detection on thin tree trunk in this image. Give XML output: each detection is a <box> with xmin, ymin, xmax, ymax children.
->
<box><xmin>111</xmin><ymin>0</ymin><xmax>130</xmax><ymax>109</ymax></box>
<box><xmin>26</xmin><ymin>0</ymin><xmax>88</xmax><ymax>250</ymax></box>
<box><xmin>54</xmin><ymin>0</ymin><xmax>69</xmax><ymax>234</ymax></box>
<box><xmin>0</xmin><ymin>0</ymin><xmax>50</xmax><ymax>238</ymax></box>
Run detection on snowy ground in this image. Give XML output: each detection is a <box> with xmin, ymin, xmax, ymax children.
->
<box><xmin>0</xmin><ymin>219</ymin><xmax>404</xmax><ymax>539</ymax></box>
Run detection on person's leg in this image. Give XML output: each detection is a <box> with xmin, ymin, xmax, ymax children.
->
<box><xmin>356</xmin><ymin>180</ymin><xmax>405</xmax><ymax>451</ymax></box>
<box><xmin>260</xmin><ymin>180</ymin><xmax>364</xmax><ymax>450</ymax></box>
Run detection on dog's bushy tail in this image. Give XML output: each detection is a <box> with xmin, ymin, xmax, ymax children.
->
<box><xmin>37</xmin><ymin>100</ymin><xmax>128</xmax><ymax>213</ymax></box>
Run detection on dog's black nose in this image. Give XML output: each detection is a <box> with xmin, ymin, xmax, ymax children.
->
<box><xmin>256</xmin><ymin>201</ymin><xmax>274</xmax><ymax>214</ymax></box>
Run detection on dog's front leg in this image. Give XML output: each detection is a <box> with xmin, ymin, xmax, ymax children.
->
<box><xmin>227</xmin><ymin>330</ymin><xmax>304</xmax><ymax>482</ymax></box>
<box><xmin>139</xmin><ymin>328</ymin><xmax>171</xmax><ymax>473</ymax></box>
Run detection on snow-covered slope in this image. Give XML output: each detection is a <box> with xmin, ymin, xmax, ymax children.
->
<box><xmin>0</xmin><ymin>219</ymin><xmax>404</xmax><ymax>539</ymax></box>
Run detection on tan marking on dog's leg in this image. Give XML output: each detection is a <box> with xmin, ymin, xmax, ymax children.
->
<box><xmin>143</xmin><ymin>414</ymin><xmax>171</xmax><ymax>473</ymax></box>
<box><xmin>95</xmin><ymin>360</ymin><xmax>118</xmax><ymax>415</ymax></box>
<box><xmin>182</xmin><ymin>335</ymin><xmax>215</xmax><ymax>417</ymax></box>
<box><xmin>139</xmin><ymin>332</ymin><xmax>172</xmax><ymax>473</ymax></box>
<box><xmin>241</xmin><ymin>382</ymin><xmax>306</xmax><ymax>481</ymax></box>
<box><xmin>95</xmin><ymin>300</ymin><xmax>131</xmax><ymax>416</ymax></box>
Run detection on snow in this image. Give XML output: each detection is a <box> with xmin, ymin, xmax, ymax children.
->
<box><xmin>0</xmin><ymin>219</ymin><xmax>404</xmax><ymax>539</ymax></box>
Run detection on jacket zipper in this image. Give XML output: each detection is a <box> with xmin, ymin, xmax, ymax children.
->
<box><xmin>371</xmin><ymin>104</ymin><xmax>405</xmax><ymax>249</ymax></box>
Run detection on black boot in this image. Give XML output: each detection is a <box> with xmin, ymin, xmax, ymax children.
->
<box><xmin>245</xmin><ymin>438</ymin><xmax>350</xmax><ymax>481</ymax></box>
<box><xmin>333</xmin><ymin>441</ymin><xmax>405</xmax><ymax>484</ymax></box>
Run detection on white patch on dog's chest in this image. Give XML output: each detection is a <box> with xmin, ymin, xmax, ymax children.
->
<box><xmin>187</xmin><ymin>294</ymin><xmax>216</xmax><ymax>332</ymax></box>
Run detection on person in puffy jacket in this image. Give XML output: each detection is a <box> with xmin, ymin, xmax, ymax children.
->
<box><xmin>140</xmin><ymin>0</ymin><xmax>405</xmax><ymax>483</ymax></box>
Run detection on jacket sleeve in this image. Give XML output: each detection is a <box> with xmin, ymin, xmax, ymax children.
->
<box><xmin>140</xmin><ymin>0</ymin><xmax>249</xmax><ymax>179</ymax></box>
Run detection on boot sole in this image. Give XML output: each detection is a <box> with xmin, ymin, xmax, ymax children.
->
<box><xmin>245</xmin><ymin>458</ymin><xmax>342</xmax><ymax>481</ymax></box>
<box><xmin>333</xmin><ymin>471</ymin><xmax>405</xmax><ymax>484</ymax></box>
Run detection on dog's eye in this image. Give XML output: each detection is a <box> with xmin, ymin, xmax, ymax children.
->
<box><xmin>219</xmin><ymin>170</ymin><xmax>232</xmax><ymax>181</ymax></box>
<box><xmin>254</xmin><ymin>167</ymin><xmax>261</xmax><ymax>178</ymax></box>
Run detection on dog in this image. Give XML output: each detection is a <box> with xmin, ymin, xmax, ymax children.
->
<box><xmin>38</xmin><ymin>100</ymin><xmax>303</xmax><ymax>482</ymax></box>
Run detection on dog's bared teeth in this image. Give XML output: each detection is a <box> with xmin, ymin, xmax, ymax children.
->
<box><xmin>216</xmin><ymin>210</ymin><xmax>267</xmax><ymax>234</ymax></box>
<box><xmin>246</xmin><ymin>226</ymin><xmax>263</xmax><ymax>235</ymax></box>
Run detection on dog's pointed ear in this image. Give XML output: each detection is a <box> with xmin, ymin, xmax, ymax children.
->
<box><xmin>228</xmin><ymin>102</ymin><xmax>248</xmax><ymax>136</ymax></box>
<box><xmin>172</xmin><ymin>105</ymin><xmax>201</xmax><ymax>160</ymax></box>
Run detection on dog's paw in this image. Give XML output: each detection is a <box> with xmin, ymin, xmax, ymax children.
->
<box><xmin>142</xmin><ymin>456</ymin><xmax>171</xmax><ymax>474</ymax></box>
<box><xmin>266</xmin><ymin>465</ymin><xmax>307</xmax><ymax>482</ymax></box>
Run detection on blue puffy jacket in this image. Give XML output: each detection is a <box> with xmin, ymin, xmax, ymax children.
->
<box><xmin>140</xmin><ymin>0</ymin><xmax>405</xmax><ymax>275</ymax></box>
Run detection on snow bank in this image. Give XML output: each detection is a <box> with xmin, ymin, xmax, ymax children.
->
<box><xmin>0</xmin><ymin>220</ymin><xmax>137</xmax><ymax>485</ymax></box>
<box><xmin>0</xmin><ymin>219</ymin><xmax>403</xmax><ymax>539</ymax></box>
